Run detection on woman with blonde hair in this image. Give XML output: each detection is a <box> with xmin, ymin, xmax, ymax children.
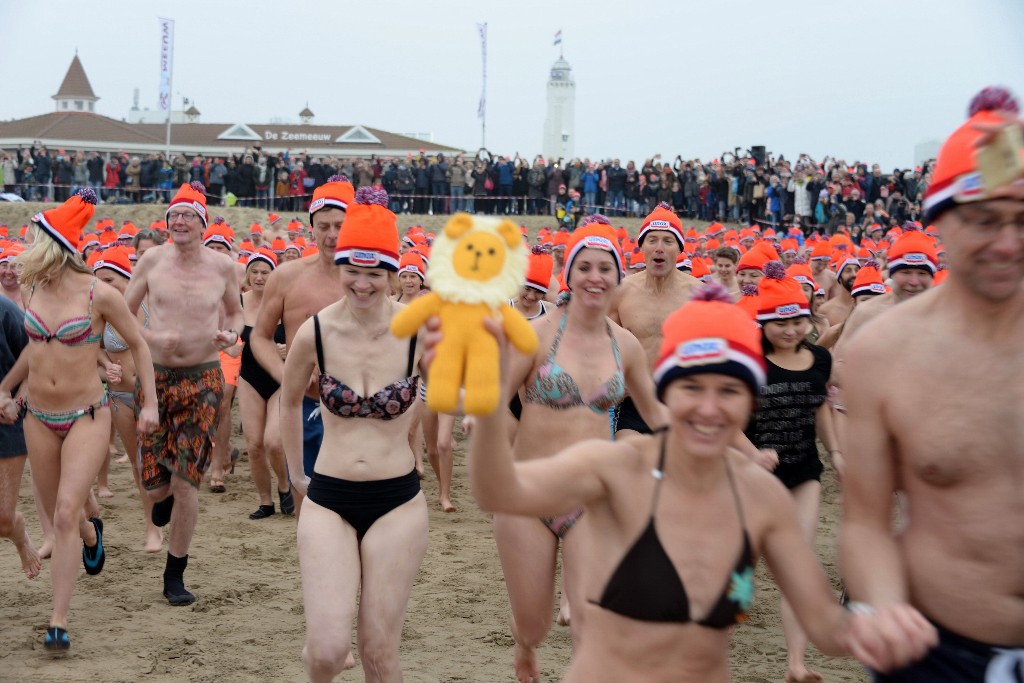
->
<box><xmin>0</xmin><ymin>189</ymin><xmax>158</xmax><ymax>651</ymax></box>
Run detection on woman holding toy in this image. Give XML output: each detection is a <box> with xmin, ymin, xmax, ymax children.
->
<box><xmin>492</xmin><ymin>215</ymin><xmax>668</xmax><ymax>683</ymax></box>
<box><xmin>280</xmin><ymin>187</ymin><xmax>427</xmax><ymax>683</ymax></box>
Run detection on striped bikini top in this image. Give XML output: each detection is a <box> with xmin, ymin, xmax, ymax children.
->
<box><xmin>24</xmin><ymin>279</ymin><xmax>101</xmax><ymax>346</ymax></box>
<box><xmin>103</xmin><ymin>302</ymin><xmax>149</xmax><ymax>353</ymax></box>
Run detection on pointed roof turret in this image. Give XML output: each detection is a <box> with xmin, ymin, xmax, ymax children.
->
<box><xmin>53</xmin><ymin>55</ymin><xmax>98</xmax><ymax>102</ymax></box>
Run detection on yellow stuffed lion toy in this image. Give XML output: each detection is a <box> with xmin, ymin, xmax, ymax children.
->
<box><xmin>390</xmin><ymin>213</ymin><xmax>538</xmax><ymax>415</ymax></box>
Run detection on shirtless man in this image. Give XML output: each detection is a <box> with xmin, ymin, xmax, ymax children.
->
<box><xmin>841</xmin><ymin>96</ymin><xmax>1024</xmax><ymax>681</ymax></box>
<box><xmin>818</xmin><ymin>257</ymin><xmax>859</xmax><ymax>326</ymax></box>
<box><xmin>250</xmin><ymin>176</ymin><xmax>353</xmax><ymax>505</ymax></box>
<box><xmin>0</xmin><ymin>248</ymin><xmax>24</xmax><ymax>309</ymax></box>
<box><xmin>609</xmin><ymin>202</ymin><xmax>699</xmax><ymax>435</ymax></box>
<box><xmin>809</xmin><ymin>242</ymin><xmax>838</xmax><ymax>298</ymax></box>
<box><xmin>125</xmin><ymin>182</ymin><xmax>243</xmax><ymax>605</ymax></box>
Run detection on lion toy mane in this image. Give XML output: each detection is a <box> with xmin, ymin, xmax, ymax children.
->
<box><xmin>390</xmin><ymin>213</ymin><xmax>538</xmax><ymax>415</ymax></box>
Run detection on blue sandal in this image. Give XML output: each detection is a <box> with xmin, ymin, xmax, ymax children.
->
<box><xmin>82</xmin><ymin>517</ymin><xmax>105</xmax><ymax>575</ymax></box>
<box><xmin>44</xmin><ymin>626</ymin><xmax>70</xmax><ymax>651</ymax></box>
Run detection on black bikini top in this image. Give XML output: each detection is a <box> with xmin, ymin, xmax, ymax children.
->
<box><xmin>313</xmin><ymin>314</ymin><xmax>419</xmax><ymax>420</ymax></box>
<box><xmin>592</xmin><ymin>429</ymin><xmax>756</xmax><ymax>628</ymax></box>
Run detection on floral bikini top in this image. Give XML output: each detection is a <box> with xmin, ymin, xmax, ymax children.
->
<box><xmin>313</xmin><ymin>314</ymin><xmax>419</xmax><ymax>420</ymax></box>
<box><xmin>24</xmin><ymin>279</ymin><xmax>102</xmax><ymax>346</ymax></box>
<box><xmin>524</xmin><ymin>311</ymin><xmax>625</xmax><ymax>414</ymax></box>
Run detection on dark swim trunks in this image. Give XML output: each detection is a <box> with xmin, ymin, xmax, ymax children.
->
<box><xmin>137</xmin><ymin>362</ymin><xmax>224</xmax><ymax>489</ymax></box>
<box><xmin>873</xmin><ymin>620</ymin><xmax>1023</xmax><ymax>683</ymax></box>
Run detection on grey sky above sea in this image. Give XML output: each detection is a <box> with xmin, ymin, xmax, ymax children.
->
<box><xmin>2</xmin><ymin>0</ymin><xmax>1022</xmax><ymax>169</ymax></box>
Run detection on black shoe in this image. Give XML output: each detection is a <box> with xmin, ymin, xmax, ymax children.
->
<box><xmin>82</xmin><ymin>517</ymin><xmax>105</xmax><ymax>576</ymax></box>
<box><xmin>44</xmin><ymin>626</ymin><xmax>70</xmax><ymax>651</ymax></box>
<box><xmin>249</xmin><ymin>504</ymin><xmax>275</xmax><ymax>520</ymax></box>
<box><xmin>163</xmin><ymin>576</ymin><xmax>196</xmax><ymax>606</ymax></box>
<box><xmin>278</xmin><ymin>488</ymin><xmax>295</xmax><ymax>515</ymax></box>
<box><xmin>152</xmin><ymin>495</ymin><xmax>174</xmax><ymax>527</ymax></box>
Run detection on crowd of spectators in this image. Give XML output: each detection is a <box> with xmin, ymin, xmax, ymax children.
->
<box><xmin>0</xmin><ymin>142</ymin><xmax>932</xmax><ymax>236</ymax></box>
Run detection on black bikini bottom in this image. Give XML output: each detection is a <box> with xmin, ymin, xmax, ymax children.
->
<box><xmin>307</xmin><ymin>469</ymin><xmax>420</xmax><ymax>541</ymax></box>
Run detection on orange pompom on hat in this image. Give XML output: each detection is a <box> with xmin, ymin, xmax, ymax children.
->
<box><xmin>851</xmin><ymin>260</ymin><xmax>887</xmax><ymax>298</ymax></box>
<box><xmin>92</xmin><ymin>245</ymin><xmax>133</xmax><ymax>279</ymax></box>
<box><xmin>32</xmin><ymin>188</ymin><xmax>97</xmax><ymax>254</ymax></box>
<box><xmin>638</xmin><ymin>202</ymin><xmax>684</xmax><ymax>249</ymax></box>
<box><xmin>247</xmin><ymin>247</ymin><xmax>278</xmax><ymax>271</ymax></box>
<box><xmin>334</xmin><ymin>187</ymin><xmax>400</xmax><ymax>271</ymax></box>
<box><xmin>166</xmin><ymin>181</ymin><xmax>209</xmax><ymax>229</ymax></box>
<box><xmin>202</xmin><ymin>225</ymin><xmax>233</xmax><ymax>249</ymax></box>
<box><xmin>887</xmin><ymin>226</ymin><xmax>938</xmax><ymax>275</ymax></box>
<box><xmin>310</xmin><ymin>174</ymin><xmax>355</xmax><ymax>222</ymax></box>
<box><xmin>563</xmin><ymin>215</ymin><xmax>625</xmax><ymax>286</ymax></box>
<box><xmin>653</xmin><ymin>282</ymin><xmax>766</xmax><ymax>399</ymax></box>
<box><xmin>924</xmin><ymin>87</ymin><xmax>1024</xmax><ymax>223</ymax></box>
<box><xmin>525</xmin><ymin>246</ymin><xmax>554</xmax><ymax>292</ymax></box>
<box><xmin>756</xmin><ymin>261</ymin><xmax>811</xmax><ymax>323</ymax></box>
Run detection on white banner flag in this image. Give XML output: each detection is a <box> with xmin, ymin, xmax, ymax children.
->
<box><xmin>476</xmin><ymin>22</ymin><xmax>487</xmax><ymax>120</ymax></box>
<box><xmin>158</xmin><ymin>18</ymin><xmax>175</xmax><ymax>114</ymax></box>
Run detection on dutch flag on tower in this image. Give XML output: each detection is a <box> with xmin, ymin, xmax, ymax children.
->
<box><xmin>554</xmin><ymin>30</ymin><xmax>562</xmax><ymax>46</ymax></box>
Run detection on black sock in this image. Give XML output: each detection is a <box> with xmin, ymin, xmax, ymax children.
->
<box><xmin>164</xmin><ymin>552</ymin><xmax>188</xmax><ymax>580</ymax></box>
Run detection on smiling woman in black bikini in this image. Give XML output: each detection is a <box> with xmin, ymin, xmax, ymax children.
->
<box><xmin>467</xmin><ymin>282</ymin><xmax>938</xmax><ymax>682</ymax></box>
<box><xmin>493</xmin><ymin>215</ymin><xmax>666</xmax><ymax>683</ymax></box>
<box><xmin>237</xmin><ymin>247</ymin><xmax>292</xmax><ymax>520</ymax></box>
<box><xmin>0</xmin><ymin>190</ymin><xmax>158</xmax><ymax>652</ymax></box>
<box><xmin>280</xmin><ymin>188</ymin><xmax>426</xmax><ymax>683</ymax></box>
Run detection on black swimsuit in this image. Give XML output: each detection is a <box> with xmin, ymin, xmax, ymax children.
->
<box><xmin>239</xmin><ymin>324</ymin><xmax>286</xmax><ymax>402</ymax></box>
<box><xmin>592</xmin><ymin>430</ymin><xmax>756</xmax><ymax>627</ymax></box>
<box><xmin>305</xmin><ymin>314</ymin><xmax>422</xmax><ymax>541</ymax></box>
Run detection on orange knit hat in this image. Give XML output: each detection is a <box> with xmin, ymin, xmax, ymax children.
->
<box><xmin>756</xmin><ymin>261</ymin><xmax>811</xmax><ymax>323</ymax></box>
<box><xmin>93</xmin><ymin>245</ymin><xmax>133</xmax><ymax>279</ymax></box>
<box><xmin>166</xmin><ymin>182</ymin><xmax>208</xmax><ymax>229</ymax></box>
<box><xmin>924</xmin><ymin>87</ymin><xmax>1024</xmax><ymax>223</ymax></box>
<box><xmin>690</xmin><ymin>256</ymin><xmax>712</xmax><ymax>281</ymax></box>
<box><xmin>654</xmin><ymin>283</ymin><xmax>766</xmax><ymax>399</ymax></box>
<box><xmin>398</xmin><ymin>250</ymin><xmax>428</xmax><ymax>281</ymax></box>
<box><xmin>118</xmin><ymin>222</ymin><xmax>139</xmax><ymax>241</ymax></box>
<box><xmin>270</xmin><ymin>237</ymin><xmax>286</xmax><ymax>253</ymax></box>
<box><xmin>247</xmin><ymin>247</ymin><xmax>278</xmax><ymax>271</ymax></box>
<box><xmin>32</xmin><ymin>188</ymin><xmax>97</xmax><ymax>253</ymax></box>
<box><xmin>851</xmin><ymin>260</ymin><xmax>886</xmax><ymax>298</ymax></box>
<box><xmin>525</xmin><ymin>246</ymin><xmax>554</xmax><ymax>293</ymax></box>
<box><xmin>238</xmin><ymin>239</ymin><xmax>255</xmax><ymax>257</ymax></box>
<box><xmin>202</xmin><ymin>225</ymin><xmax>234</xmax><ymax>249</ymax></box>
<box><xmin>639</xmin><ymin>202</ymin><xmax>683</xmax><ymax>249</ymax></box>
<box><xmin>79</xmin><ymin>233</ymin><xmax>100</xmax><ymax>253</ymax></box>
<box><xmin>887</xmin><ymin>228</ymin><xmax>938</xmax><ymax>275</ymax></box>
<box><xmin>310</xmin><ymin>174</ymin><xmax>356</xmax><ymax>221</ymax></box>
<box><xmin>335</xmin><ymin>187</ymin><xmax>400</xmax><ymax>271</ymax></box>
<box><xmin>563</xmin><ymin>215</ymin><xmax>625</xmax><ymax>286</ymax></box>
<box><xmin>736</xmin><ymin>246</ymin><xmax>770</xmax><ymax>273</ymax></box>
<box><xmin>629</xmin><ymin>247</ymin><xmax>646</xmax><ymax>270</ymax></box>
<box><xmin>785</xmin><ymin>260</ymin><xmax>818</xmax><ymax>290</ymax></box>
<box><xmin>675</xmin><ymin>252</ymin><xmax>692</xmax><ymax>272</ymax></box>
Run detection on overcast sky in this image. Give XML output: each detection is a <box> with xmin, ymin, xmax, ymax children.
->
<box><xmin>2</xmin><ymin>0</ymin><xmax>1022</xmax><ymax>169</ymax></box>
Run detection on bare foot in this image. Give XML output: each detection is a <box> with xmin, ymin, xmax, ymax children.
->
<box><xmin>785</xmin><ymin>666</ymin><xmax>823</xmax><ymax>682</ymax></box>
<box><xmin>114</xmin><ymin>454</ymin><xmax>129</xmax><ymax>464</ymax></box>
<box><xmin>97</xmin><ymin>487</ymin><xmax>114</xmax><ymax>499</ymax></box>
<box><xmin>15</xmin><ymin>531</ymin><xmax>41</xmax><ymax>579</ymax></box>
<box><xmin>144</xmin><ymin>526</ymin><xmax>163</xmax><ymax>553</ymax></box>
<box><xmin>38</xmin><ymin>536</ymin><xmax>54</xmax><ymax>560</ymax></box>
<box><xmin>556</xmin><ymin>605</ymin><xmax>570</xmax><ymax>627</ymax></box>
<box><xmin>440</xmin><ymin>497</ymin><xmax>456</xmax><ymax>513</ymax></box>
<box><xmin>344</xmin><ymin>652</ymin><xmax>356</xmax><ymax>669</ymax></box>
<box><xmin>513</xmin><ymin>642</ymin><xmax>540</xmax><ymax>683</ymax></box>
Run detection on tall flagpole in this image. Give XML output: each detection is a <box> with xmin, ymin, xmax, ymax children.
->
<box><xmin>477</xmin><ymin>22</ymin><xmax>487</xmax><ymax>150</ymax></box>
<box><xmin>159</xmin><ymin>18</ymin><xmax>175</xmax><ymax>161</ymax></box>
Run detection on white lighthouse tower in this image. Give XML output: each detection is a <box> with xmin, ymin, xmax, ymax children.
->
<box><xmin>543</xmin><ymin>55</ymin><xmax>575</xmax><ymax>163</ymax></box>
